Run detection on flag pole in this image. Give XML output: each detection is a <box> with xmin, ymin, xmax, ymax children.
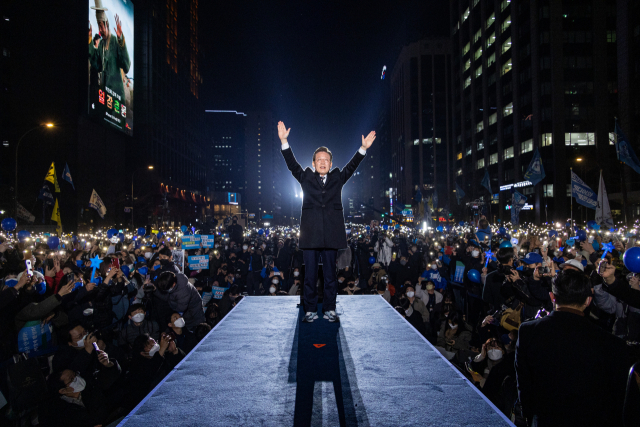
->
<box><xmin>570</xmin><ymin>167</ymin><xmax>573</xmax><ymax>235</ymax></box>
<box><xmin>619</xmin><ymin>164</ymin><xmax>629</xmax><ymax>226</ymax></box>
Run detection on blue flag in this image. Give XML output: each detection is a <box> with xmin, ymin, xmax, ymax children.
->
<box><xmin>37</xmin><ymin>184</ymin><xmax>54</xmax><ymax>206</ymax></box>
<box><xmin>615</xmin><ymin>121</ymin><xmax>640</xmax><ymax>175</ymax></box>
<box><xmin>62</xmin><ymin>163</ymin><xmax>75</xmax><ymax>190</ymax></box>
<box><xmin>455</xmin><ymin>182</ymin><xmax>465</xmax><ymax>205</ymax></box>
<box><xmin>480</xmin><ymin>169</ymin><xmax>492</xmax><ymax>193</ymax></box>
<box><xmin>571</xmin><ymin>171</ymin><xmax>597</xmax><ymax>210</ymax></box>
<box><xmin>524</xmin><ymin>148</ymin><xmax>545</xmax><ymax>185</ymax></box>
<box><xmin>511</xmin><ymin>189</ymin><xmax>527</xmax><ymax>225</ymax></box>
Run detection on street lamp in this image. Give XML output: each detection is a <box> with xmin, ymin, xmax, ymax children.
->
<box><xmin>131</xmin><ymin>165</ymin><xmax>154</xmax><ymax>229</ymax></box>
<box><xmin>14</xmin><ymin>123</ymin><xmax>55</xmax><ymax>216</ymax></box>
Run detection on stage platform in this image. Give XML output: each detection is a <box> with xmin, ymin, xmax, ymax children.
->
<box><xmin>118</xmin><ymin>296</ymin><xmax>513</xmax><ymax>427</ymax></box>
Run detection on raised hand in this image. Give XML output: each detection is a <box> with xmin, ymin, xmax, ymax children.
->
<box><xmin>115</xmin><ymin>14</ymin><xmax>123</xmax><ymax>39</ymax></box>
<box><xmin>361</xmin><ymin>131</ymin><xmax>376</xmax><ymax>150</ymax></box>
<box><xmin>277</xmin><ymin>121</ymin><xmax>290</xmax><ymax>144</ymax></box>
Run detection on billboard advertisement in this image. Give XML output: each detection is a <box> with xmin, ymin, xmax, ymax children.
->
<box><xmin>88</xmin><ymin>0</ymin><xmax>134</xmax><ymax>135</ymax></box>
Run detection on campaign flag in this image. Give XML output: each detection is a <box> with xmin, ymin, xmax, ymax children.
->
<box><xmin>480</xmin><ymin>169</ymin><xmax>492</xmax><ymax>193</ymax></box>
<box><xmin>524</xmin><ymin>148</ymin><xmax>545</xmax><ymax>185</ymax></box>
<box><xmin>212</xmin><ymin>286</ymin><xmax>229</xmax><ymax>299</ymax></box>
<box><xmin>37</xmin><ymin>184</ymin><xmax>55</xmax><ymax>206</ymax></box>
<box><xmin>511</xmin><ymin>189</ymin><xmax>527</xmax><ymax>226</ymax></box>
<box><xmin>62</xmin><ymin>163</ymin><xmax>75</xmax><ymax>190</ymax></box>
<box><xmin>18</xmin><ymin>321</ymin><xmax>53</xmax><ymax>355</ymax></box>
<box><xmin>51</xmin><ymin>199</ymin><xmax>61</xmax><ymax>235</ymax></box>
<box><xmin>171</xmin><ymin>249</ymin><xmax>185</xmax><ymax>273</ymax></box>
<box><xmin>16</xmin><ymin>202</ymin><xmax>35</xmax><ymax>223</ymax></box>
<box><xmin>455</xmin><ymin>182</ymin><xmax>466</xmax><ymax>205</ymax></box>
<box><xmin>615</xmin><ymin>121</ymin><xmax>640</xmax><ymax>175</ymax></box>
<box><xmin>44</xmin><ymin>162</ymin><xmax>60</xmax><ymax>193</ymax></box>
<box><xmin>571</xmin><ymin>171</ymin><xmax>597</xmax><ymax>210</ymax></box>
<box><xmin>181</xmin><ymin>235</ymin><xmax>202</xmax><ymax>249</ymax></box>
<box><xmin>596</xmin><ymin>170</ymin><xmax>614</xmax><ymax>228</ymax></box>
<box><xmin>89</xmin><ymin>189</ymin><xmax>107</xmax><ymax>218</ymax></box>
<box><xmin>188</xmin><ymin>255</ymin><xmax>209</xmax><ymax>269</ymax></box>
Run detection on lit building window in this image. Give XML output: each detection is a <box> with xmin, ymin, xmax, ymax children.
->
<box><xmin>521</xmin><ymin>138</ymin><xmax>533</xmax><ymax>153</ymax></box>
<box><xmin>501</xmin><ymin>0</ymin><xmax>511</xmax><ymax>12</ymax></box>
<box><xmin>501</xmin><ymin>15</ymin><xmax>511</xmax><ymax>33</ymax></box>
<box><xmin>457</xmin><ymin>152</ymin><xmax>463</xmax><ymax>160</ymax></box>
<box><xmin>503</xmin><ymin>102</ymin><xmax>513</xmax><ymax>116</ymax></box>
<box><xmin>476</xmin><ymin>120</ymin><xmax>484</xmax><ymax>133</ymax></box>
<box><xmin>564</xmin><ymin>132</ymin><xmax>595</xmax><ymax>146</ymax></box>
<box><xmin>477</xmin><ymin>158</ymin><xmax>485</xmax><ymax>169</ymax></box>
<box><xmin>490</xmin><ymin>153</ymin><xmax>498</xmax><ymax>164</ymax></box>
<box><xmin>502</xmin><ymin>37</ymin><xmax>512</xmax><ymax>54</ymax></box>
<box><xmin>465</xmin><ymin>76</ymin><xmax>471</xmax><ymax>88</ymax></box>
<box><xmin>486</xmin><ymin>13</ymin><xmax>495</xmax><ymax>29</ymax></box>
<box><xmin>474</xmin><ymin>47</ymin><xmax>483</xmax><ymax>61</ymax></box>
<box><xmin>542</xmin><ymin>133</ymin><xmax>553</xmax><ymax>147</ymax></box>
<box><xmin>489</xmin><ymin>112</ymin><xmax>497</xmax><ymax>125</ymax></box>
<box><xmin>503</xmin><ymin>146</ymin><xmax>514</xmax><ymax>159</ymax></box>
<box><xmin>486</xmin><ymin>32</ymin><xmax>496</xmax><ymax>48</ymax></box>
<box><xmin>475</xmin><ymin>66</ymin><xmax>483</xmax><ymax>78</ymax></box>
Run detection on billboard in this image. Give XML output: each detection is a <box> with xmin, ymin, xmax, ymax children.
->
<box><xmin>88</xmin><ymin>0</ymin><xmax>134</xmax><ymax>135</ymax></box>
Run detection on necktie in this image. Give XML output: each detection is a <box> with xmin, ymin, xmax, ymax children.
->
<box><xmin>322</xmin><ymin>176</ymin><xmax>326</xmax><ymax>186</ymax></box>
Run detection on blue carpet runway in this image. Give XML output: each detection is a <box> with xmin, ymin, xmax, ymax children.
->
<box><xmin>119</xmin><ymin>296</ymin><xmax>513</xmax><ymax>426</ymax></box>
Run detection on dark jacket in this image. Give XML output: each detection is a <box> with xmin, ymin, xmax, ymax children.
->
<box><xmin>281</xmin><ymin>146</ymin><xmax>364</xmax><ymax>249</ymax></box>
<box><xmin>516</xmin><ymin>309</ymin><xmax>633</xmax><ymax>427</ymax></box>
<box><xmin>153</xmin><ymin>272</ymin><xmax>205</xmax><ymax>329</ymax></box>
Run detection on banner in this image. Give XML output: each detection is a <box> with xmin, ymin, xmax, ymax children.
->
<box><xmin>571</xmin><ymin>171</ymin><xmax>597</xmax><ymax>210</ymax></box>
<box><xmin>200</xmin><ymin>235</ymin><xmax>216</xmax><ymax>248</ymax></box>
<box><xmin>16</xmin><ymin>202</ymin><xmax>35</xmax><ymax>223</ymax></box>
<box><xmin>89</xmin><ymin>189</ymin><xmax>107</xmax><ymax>218</ymax></box>
<box><xmin>51</xmin><ymin>199</ymin><xmax>61</xmax><ymax>224</ymax></box>
<box><xmin>37</xmin><ymin>183</ymin><xmax>55</xmax><ymax>206</ymax></box>
<box><xmin>523</xmin><ymin>148</ymin><xmax>545</xmax><ymax>186</ymax></box>
<box><xmin>44</xmin><ymin>162</ymin><xmax>61</xmax><ymax>193</ymax></box>
<box><xmin>18</xmin><ymin>321</ymin><xmax>53</xmax><ymax>355</ymax></box>
<box><xmin>188</xmin><ymin>255</ymin><xmax>209</xmax><ymax>269</ymax></box>
<box><xmin>511</xmin><ymin>190</ymin><xmax>527</xmax><ymax>226</ymax></box>
<box><xmin>181</xmin><ymin>235</ymin><xmax>201</xmax><ymax>249</ymax></box>
<box><xmin>596</xmin><ymin>170</ymin><xmax>614</xmax><ymax>228</ymax></box>
<box><xmin>62</xmin><ymin>163</ymin><xmax>75</xmax><ymax>190</ymax></box>
<box><xmin>212</xmin><ymin>286</ymin><xmax>229</xmax><ymax>299</ymax></box>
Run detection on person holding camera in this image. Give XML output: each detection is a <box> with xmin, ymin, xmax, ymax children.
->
<box><xmin>515</xmin><ymin>269</ymin><xmax>633</xmax><ymax>427</ymax></box>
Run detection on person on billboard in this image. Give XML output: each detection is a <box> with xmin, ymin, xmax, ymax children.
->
<box><xmin>278</xmin><ymin>121</ymin><xmax>376</xmax><ymax>323</ymax></box>
<box><xmin>88</xmin><ymin>0</ymin><xmax>131</xmax><ymax>129</ymax></box>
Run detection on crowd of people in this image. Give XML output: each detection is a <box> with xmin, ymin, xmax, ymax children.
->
<box><xmin>1</xmin><ymin>215</ymin><xmax>640</xmax><ymax>426</ymax></box>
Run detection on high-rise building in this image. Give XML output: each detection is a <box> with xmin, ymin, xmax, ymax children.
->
<box><xmin>205</xmin><ymin>110</ymin><xmax>246</xmax><ymax>195</ymax></box>
<box><xmin>449</xmin><ymin>0</ymin><xmax>623</xmax><ymax>223</ymax></box>
<box><xmin>244</xmin><ymin>112</ymin><xmax>282</xmax><ymax>224</ymax></box>
<box><xmin>390</xmin><ymin>37</ymin><xmax>453</xmax><ymax>214</ymax></box>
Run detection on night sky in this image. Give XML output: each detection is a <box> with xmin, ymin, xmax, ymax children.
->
<box><xmin>200</xmin><ymin>0</ymin><xmax>449</xmax><ymax>167</ymax></box>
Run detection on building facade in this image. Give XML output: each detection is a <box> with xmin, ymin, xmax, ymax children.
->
<box><xmin>390</xmin><ymin>37</ymin><xmax>453</xmax><ymax>218</ymax></box>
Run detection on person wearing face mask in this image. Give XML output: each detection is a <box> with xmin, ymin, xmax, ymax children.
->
<box><xmin>467</xmin><ymin>337</ymin><xmax>515</xmax><ymax>404</ymax></box>
<box><xmin>153</xmin><ymin>271</ymin><xmax>206</xmax><ymax>330</ymax></box>
<box><xmin>593</xmin><ymin>269</ymin><xmax>640</xmax><ymax>341</ymax></box>
<box><xmin>126</xmin><ymin>333</ymin><xmax>185</xmax><ymax>409</ymax></box>
<box><xmin>246</xmin><ymin>246</ymin><xmax>264</xmax><ymax>296</ymax></box>
<box><xmin>52</xmin><ymin>323</ymin><xmax>104</xmax><ymax>374</ymax></box>
<box><xmin>398</xmin><ymin>298</ymin><xmax>427</xmax><ymax>336</ymax></box>
<box><xmin>268</xmin><ymin>277</ymin><xmax>287</xmax><ymax>296</ymax></box>
<box><xmin>227</xmin><ymin>215</ymin><xmax>244</xmax><ymax>244</ymax></box>
<box><xmin>288</xmin><ymin>268</ymin><xmax>303</xmax><ymax>296</ymax></box>
<box><xmin>42</xmin><ymin>348</ymin><xmax>121</xmax><ymax>427</ymax></box>
<box><xmin>340</xmin><ymin>277</ymin><xmax>362</xmax><ymax>295</ymax></box>
<box><xmin>219</xmin><ymin>284</ymin><xmax>241</xmax><ymax>318</ymax></box>
<box><xmin>166</xmin><ymin>311</ymin><xmax>197</xmax><ymax>353</ymax></box>
<box><xmin>435</xmin><ymin>311</ymin><xmax>472</xmax><ymax>361</ymax></box>
<box><xmin>404</xmin><ymin>285</ymin><xmax>430</xmax><ymax>324</ymax></box>
<box><xmin>118</xmin><ymin>304</ymin><xmax>160</xmax><ymax>351</ymax></box>
<box><xmin>415</xmin><ymin>278</ymin><xmax>443</xmax><ymax>331</ymax></box>
<box><xmin>368</xmin><ymin>262</ymin><xmax>387</xmax><ymax>289</ymax></box>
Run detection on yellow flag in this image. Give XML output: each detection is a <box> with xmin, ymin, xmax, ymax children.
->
<box><xmin>44</xmin><ymin>162</ymin><xmax>61</xmax><ymax>192</ymax></box>
<box><xmin>51</xmin><ymin>198</ymin><xmax>61</xmax><ymax>225</ymax></box>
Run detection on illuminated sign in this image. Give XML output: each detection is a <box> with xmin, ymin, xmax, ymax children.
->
<box><xmin>505</xmin><ymin>203</ymin><xmax>534</xmax><ymax>210</ymax></box>
<box><xmin>88</xmin><ymin>0</ymin><xmax>134</xmax><ymax>135</ymax></box>
<box><xmin>228</xmin><ymin>193</ymin><xmax>238</xmax><ymax>205</ymax></box>
<box><xmin>500</xmin><ymin>180</ymin><xmax>533</xmax><ymax>191</ymax></box>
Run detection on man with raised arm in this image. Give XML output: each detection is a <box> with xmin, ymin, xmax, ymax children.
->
<box><xmin>278</xmin><ymin>121</ymin><xmax>375</xmax><ymax>323</ymax></box>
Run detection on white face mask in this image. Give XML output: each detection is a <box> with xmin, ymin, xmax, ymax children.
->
<box><xmin>132</xmin><ymin>313</ymin><xmax>145</xmax><ymax>323</ymax></box>
<box><xmin>338</xmin><ymin>279</ymin><xmax>344</xmax><ymax>283</ymax></box>
<box><xmin>269</xmin><ymin>286</ymin><xmax>276</xmax><ymax>294</ymax></box>
<box><xmin>406</xmin><ymin>291</ymin><xmax>415</xmax><ymax>298</ymax></box>
<box><xmin>448</xmin><ymin>323</ymin><xmax>458</xmax><ymax>329</ymax></box>
<box><xmin>68</xmin><ymin>375</ymin><xmax>86</xmax><ymax>393</ymax></box>
<box><xmin>148</xmin><ymin>342</ymin><xmax>160</xmax><ymax>357</ymax></box>
<box><xmin>487</xmin><ymin>348</ymin><xmax>503</xmax><ymax>361</ymax></box>
<box><xmin>272</xmin><ymin>279</ymin><xmax>279</xmax><ymax>285</ymax></box>
<box><xmin>76</xmin><ymin>334</ymin><xmax>88</xmax><ymax>348</ymax></box>
<box><xmin>243</xmin><ymin>245</ymin><xmax>248</xmax><ymax>250</ymax></box>
<box><xmin>471</xmin><ymin>250</ymin><xmax>479</xmax><ymax>257</ymax></box>
<box><xmin>173</xmin><ymin>317</ymin><xmax>185</xmax><ymax>328</ymax></box>
<box><xmin>144</xmin><ymin>252</ymin><xmax>153</xmax><ymax>259</ymax></box>
<box><xmin>431</xmin><ymin>264</ymin><xmax>438</xmax><ymax>270</ymax></box>
<box><xmin>293</xmin><ymin>271</ymin><xmax>300</xmax><ymax>277</ymax></box>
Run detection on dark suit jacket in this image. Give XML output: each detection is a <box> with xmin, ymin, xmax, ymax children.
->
<box><xmin>515</xmin><ymin>309</ymin><xmax>633</xmax><ymax>427</ymax></box>
<box><xmin>282</xmin><ymin>147</ymin><xmax>364</xmax><ymax>249</ymax></box>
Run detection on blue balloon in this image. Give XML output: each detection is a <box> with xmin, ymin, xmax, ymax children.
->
<box><xmin>499</xmin><ymin>241</ymin><xmax>512</xmax><ymax>248</ymax></box>
<box><xmin>593</xmin><ymin>224</ymin><xmax>600</xmax><ymax>230</ymax></box>
<box><xmin>499</xmin><ymin>227</ymin><xmax>507</xmax><ymax>235</ymax></box>
<box><xmin>467</xmin><ymin>269</ymin><xmax>481</xmax><ymax>284</ymax></box>
<box><xmin>436</xmin><ymin>226</ymin><xmax>444</xmax><ymax>232</ymax></box>
<box><xmin>383</xmin><ymin>225</ymin><xmax>388</xmax><ymax>230</ymax></box>
<box><xmin>366</xmin><ymin>226</ymin><xmax>370</xmax><ymax>230</ymax></box>
<box><xmin>1</xmin><ymin>217</ymin><xmax>17</xmax><ymax>231</ymax></box>
<box><xmin>180</xmin><ymin>225</ymin><xmax>188</xmax><ymax>233</ymax></box>
<box><xmin>369</xmin><ymin>256</ymin><xmax>376</xmax><ymax>265</ymax></box>
<box><xmin>459</xmin><ymin>221</ymin><xmax>465</xmax><ymax>226</ymax></box>
<box><xmin>624</xmin><ymin>247</ymin><xmax>640</xmax><ymax>273</ymax></box>
<box><xmin>576</xmin><ymin>230</ymin><xmax>587</xmax><ymax>242</ymax></box>
<box><xmin>138</xmin><ymin>227</ymin><xmax>147</xmax><ymax>236</ymax></box>
<box><xmin>265</xmin><ymin>229</ymin><xmax>270</xmax><ymax>236</ymax></box>
<box><xmin>47</xmin><ymin>236</ymin><xmax>60</xmax><ymax>250</ymax></box>
<box><xmin>566</xmin><ymin>238</ymin><xmax>575</xmax><ymax>246</ymax></box>
<box><xmin>258</xmin><ymin>229</ymin><xmax>264</xmax><ymax>235</ymax></box>
<box><xmin>17</xmin><ymin>230</ymin><xmax>31</xmax><ymax>241</ymax></box>
<box><xmin>107</xmin><ymin>228</ymin><xmax>118</xmax><ymax>238</ymax></box>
